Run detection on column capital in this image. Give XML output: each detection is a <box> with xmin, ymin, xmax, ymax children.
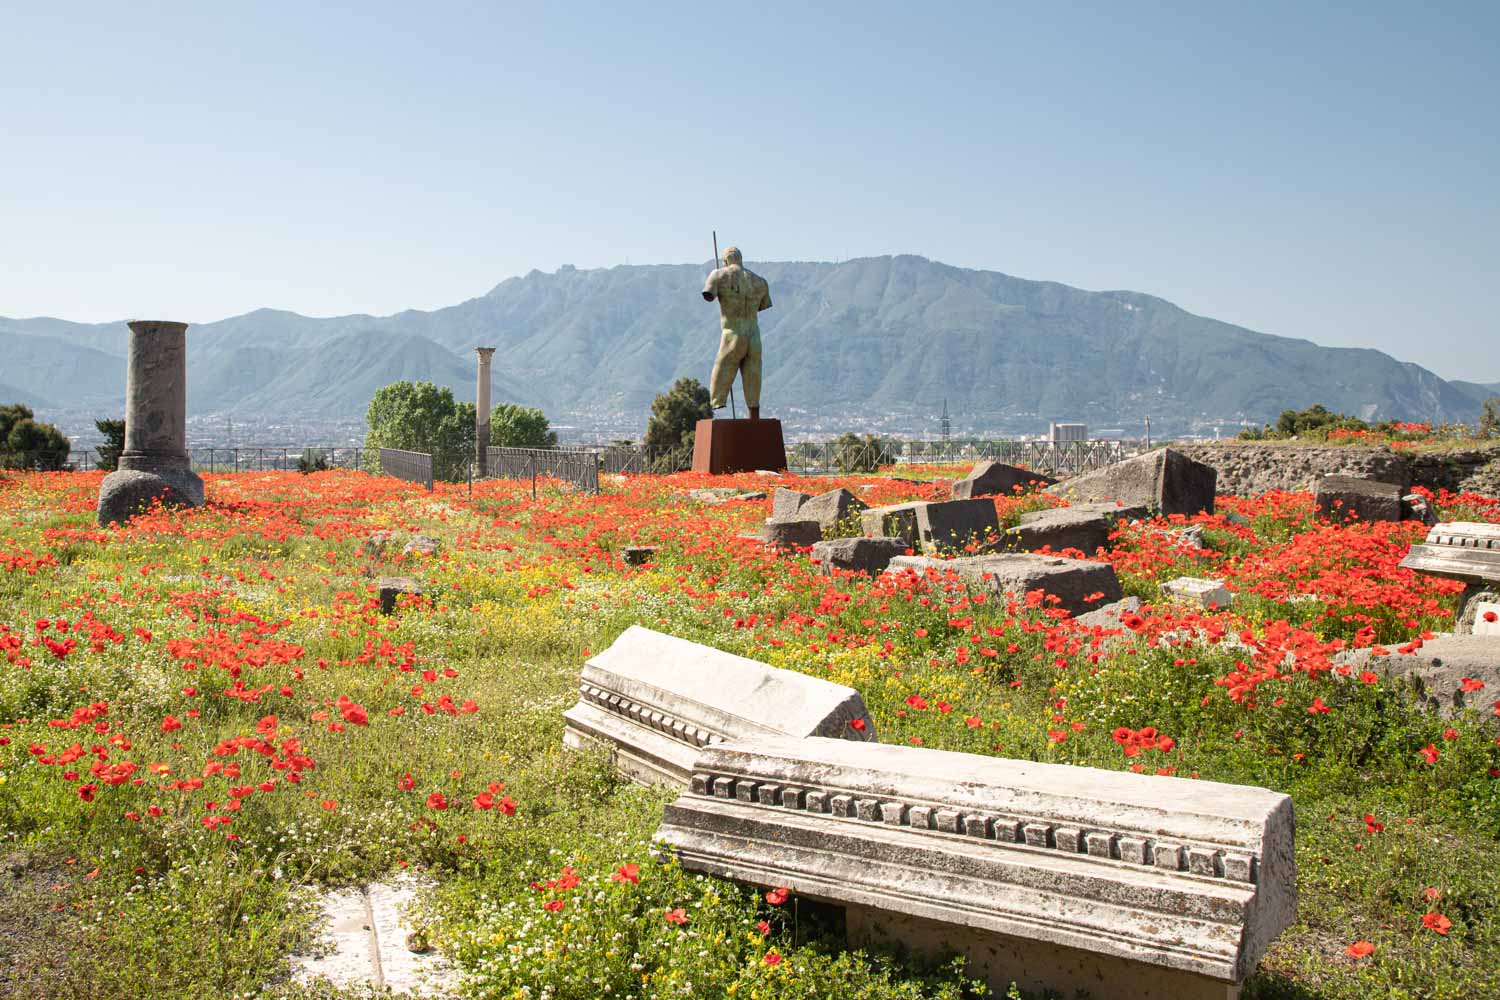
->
<box><xmin>475</xmin><ymin>346</ymin><xmax>497</xmax><ymax>361</ymax></box>
<box><xmin>127</xmin><ymin>320</ymin><xmax>190</xmax><ymax>337</ymax></box>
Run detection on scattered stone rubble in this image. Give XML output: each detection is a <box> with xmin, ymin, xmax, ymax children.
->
<box><xmin>1047</xmin><ymin>447</ymin><xmax>1217</xmax><ymax>517</ymax></box>
<box><xmin>951</xmin><ymin>461</ymin><xmax>1056</xmax><ymax>500</ymax></box>
<box><xmin>888</xmin><ymin>552</ymin><xmax>1122</xmax><ymax>616</ymax></box>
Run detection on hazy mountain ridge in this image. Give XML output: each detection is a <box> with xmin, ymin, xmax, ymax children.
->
<box><xmin>0</xmin><ymin>256</ymin><xmax>1486</xmax><ymax>436</ymax></box>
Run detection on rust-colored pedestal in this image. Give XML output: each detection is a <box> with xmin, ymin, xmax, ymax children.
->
<box><xmin>691</xmin><ymin>419</ymin><xmax>788</xmax><ymax>474</ymax></box>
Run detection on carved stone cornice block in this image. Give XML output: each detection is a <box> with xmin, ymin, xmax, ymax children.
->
<box><xmin>656</xmin><ymin>736</ymin><xmax>1294</xmax><ymax>994</ymax></box>
<box><xmin>562</xmin><ymin>627</ymin><xmax>875</xmax><ymax>787</ymax></box>
<box><xmin>1400</xmin><ymin>521</ymin><xmax>1500</xmax><ymax>585</ymax></box>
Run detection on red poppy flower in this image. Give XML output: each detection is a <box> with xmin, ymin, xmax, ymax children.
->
<box><xmin>426</xmin><ymin>792</ymin><xmax>449</xmax><ymax>810</ymax></box>
<box><xmin>756</xmin><ymin>919</ymin><xmax>770</xmax><ymax>935</ymax></box>
<box><xmin>542</xmin><ymin>899</ymin><xmax>564</xmax><ymax>912</ymax></box>
<box><xmin>664</xmin><ymin>908</ymin><xmax>689</xmax><ymax>925</ymax></box>
<box><xmin>764</xmin><ymin>950</ymin><xmax>783</xmax><ymax>966</ymax></box>
<box><xmin>1422</xmin><ymin>912</ymin><xmax>1452</xmax><ymax>935</ymax></box>
<box><xmin>611</xmin><ymin>863</ymin><xmax>640</xmax><ymax>884</ymax></box>
<box><xmin>765</xmin><ymin>886</ymin><xmax>789</xmax><ymax>905</ymax></box>
<box><xmin>1346</xmin><ymin>940</ymin><xmax>1374</xmax><ymax>958</ymax></box>
<box><xmin>472</xmin><ymin>792</ymin><xmax>495</xmax><ymax>810</ymax></box>
<box><xmin>397</xmin><ymin>773</ymin><xmax>415</xmax><ymax>791</ymax></box>
<box><xmin>848</xmin><ymin>718</ymin><xmax>866</xmax><ymax>732</ymax></box>
<box><xmin>1419</xmin><ymin>743</ymin><xmax>1439</xmax><ymax>764</ymax></box>
<box><xmin>1461</xmin><ymin>677</ymin><xmax>1486</xmax><ymax>693</ymax></box>
<box><xmin>159</xmin><ymin>715</ymin><xmax>182</xmax><ymax>733</ymax></box>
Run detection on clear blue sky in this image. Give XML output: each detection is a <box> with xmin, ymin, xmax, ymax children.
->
<box><xmin>2</xmin><ymin>2</ymin><xmax>1495</xmax><ymax>380</ymax></box>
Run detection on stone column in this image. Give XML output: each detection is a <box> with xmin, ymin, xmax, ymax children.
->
<box><xmin>98</xmin><ymin>320</ymin><xmax>205</xmax><ymax>524</ymax></box>
<box><xmin>475</xmin><ymin>347</ymin><xmax>496</xmax><ymax>475</ymax></box>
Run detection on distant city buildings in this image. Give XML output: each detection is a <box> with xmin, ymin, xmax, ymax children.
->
<box><xmin>1050</xmin><ymin>422</ymin><xmax>1087</xmax><ymax>443</ymax></box>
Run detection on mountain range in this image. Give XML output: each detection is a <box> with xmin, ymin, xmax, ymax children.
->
<box><xmin>1</xmin><ymin>256</ymin><xmax>1494</xmax><ymax>439</ymax></box>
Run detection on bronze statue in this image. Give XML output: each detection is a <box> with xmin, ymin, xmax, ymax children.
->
<box><xmin>701</xmin><ymin>246</ymin><xmax>772</xmax><ymax>420</ymax></box>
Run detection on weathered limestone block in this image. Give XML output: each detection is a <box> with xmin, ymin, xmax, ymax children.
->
<box><xmin>1314</xmin><ymin>475</ymin><xmax>1404</xmax><ymax>522</ymax></box>
<box><xmin>657</xmin><ymin>736</ymin><xmax>1295</xmax><ymax>999</ymax></box>
<box><xmin>401</xmin><ymin>534</ymin><xmax>440</xmax><ymax>557</ymax></box>
<box><xmin>1336</xmin><ymin>636</ymin><xmax>1500</xmax><ymax>718</ymax></box>
<box><xmin>889</xmin><ymin>553</ymin><xmax>1122</xmax><ymax>615</ymax></box>
<box><xmin>759</xmin><ymin>518</ymin><xmax>822</xmax><ymax>549</ymax></box>
<box><xmin>359</xmin><ymin>530</ymin><xmax>403</xmax><ymax>559</ymax></box>
<box><xmin>952</xmin><ymin>461</ymin><xmax>1056</xmax><ymax>499</ymax></box>
<box><xmin>811</xmin><ymin>536</ymin><xmax>910</xmax><ymax>576</ymax></box>
<box><xmin>799</xmin><ymin>487</ymin><xmax>869</xmax><ymax>532</ymax></box>
<box><xmin>622</xmin><ymin>545</ymin><xmax>659</xmax><ymax>567</ymax></box>
<box><xmin>1163</xmin><ymin>577</ymin><xmax>1235</xmax><ymax>609</ymax></box>
<box><xmin>861</xmin><ymin>501</ymin><xmax>923</xmax><ymax>545</ymax></box>
<box><xmin>771</xmin><ymin>487</ymin><xmax>812</xmax><ymax>519</ymax></box>
<box><xmin>1006</xmin><ymin>506</ymin><xmax>1117</xmax><ymax>553</ymax></box>
<box><xmin>1048</xmin><ymin>447</ymin><xmax>1217</xmax><ymax>517</ymax></box>
<box><xmin>378</xmin><ymin>576</ymin><xmax>422</xmax><ymax>615</ymax></box>
<box><xmin>562</xmin><ymin>626</ymin><xmax>875</xmax><ymax>787</ymax></box>
<box><xmin>688</xmin><ymin>488</ymin><xmax>767</xmax><ymax>505</ymax></box>
<box><xmin>1074</xmin><ymin>596</ymin><xmax>1145</xmax><ymax>629</ymax></box>
<box><xmin>902</xmin><ymin>499</ymin><xmax>1001</xmax><ymax>554</ymax></box>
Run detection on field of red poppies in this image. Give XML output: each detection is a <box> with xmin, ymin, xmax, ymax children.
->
<box><xmin>2</xmin><ymin>466</ymin><xmax>1499</xmax><ymax>999</ymax></box>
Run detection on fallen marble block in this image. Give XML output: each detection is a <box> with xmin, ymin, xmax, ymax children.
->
<box><xmin>1400</xmin><ymin>522</ymin><xmax>1500</xmax><ymax>635</ymax></box>
<box><xmin>622</xmin><ymin>545</ymin><xmax>659</xmax><ymax>566</ymax></box>
<box><xmin>1163</xmin><ymin>576</ymin><xmax>1235</xmax><ymax>609</ymax></box>
<box><xmin>862</xmin><ymin>499</ymin><xmax>999</xmax><ymax>554</ymax></box>
<box><xmin>1336</xmin><ymin>635</ymin><xmax>1500</xmax><ymax>718</ymax></box>
<box><xmin>657</xmin><ymin>736</ymin><xmax>1295</xmax><ymax>1000</ymax></box>
<box><xmin>799</xmin><ymin>487</ymin><xmax>869</xmax><ymax>532</ymax></box>
<box><xmin>811</xmin><ymin>536</ymin><xmax>910</xmax><ymax>576</ymax></box>
<box><xmin>1006</xmin><ymin>506</ymin><xmax>1119</xmax><ymax>553</ymax></box>
<box><xmin>562</xmin><ymin>626</ymin><xmax>875</xmax><ymax>787</ymax></box>
<box><xmin>770</xmin><ymin>487</ymin><xmax>812</xmax><ymax>519</ymax></box>
<box><xmin>889</xmin><ymin>553</ymin><xmax>1122</xmax><ymax>615</ymax></box>
<box><xmin>861</xmin><ymin>501</ymin><xmax>924</xmax><ymax>546</ymax></box>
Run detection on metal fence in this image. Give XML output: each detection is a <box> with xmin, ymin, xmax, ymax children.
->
<box><xmin>484</xmin><ymin>447</ymin><xmax>601</xmax><ymax>496</ymax></box>
<box><xmin>189</xmin><ymin>446</ymin><xmax>366</xmax><ymax>473</ymax></box>
<box><xmin>565</xmin><ymin>437</ymin><xmax>1135</xmax><ymax>478</ymax></box>
<box><xmin>379</xmin><ymin>448</ymin><xmax>434</xmax><ymax>491</ymax></box>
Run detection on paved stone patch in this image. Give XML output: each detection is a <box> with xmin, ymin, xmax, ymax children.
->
<box><xmin>294</xmin><ymin>876</ymin><xmax>460</xmax><ymax>997</ymax></box>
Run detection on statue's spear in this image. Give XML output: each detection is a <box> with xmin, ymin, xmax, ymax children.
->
<box><xmin>712</xmin><ymin>229</ymin><xmax>738</xmax><ymax>420</ymax></box>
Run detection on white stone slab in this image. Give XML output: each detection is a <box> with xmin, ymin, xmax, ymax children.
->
<box><xmin>1471</xmin><ymin>602</ymin><xmax>1500</xmax><ymax>636</ymax></box>
<box><xmin>562</xmin><ymin>626</ymin><xmax>875</xmax><ymax>787</ymax></box>
<box><xmin>1163</xmin><ymin>576</ymin><xmax>1235</xmax><ymax>609</ymax></box>
<box><xmin>294</xmin><ymin>875</ymin><xmax>459</xmax><ymax>996</ymax></box>
<box><xmin>656</xmin><ymin>736</ymin><xmax>1294</xmax><ymax>996</ymax></box>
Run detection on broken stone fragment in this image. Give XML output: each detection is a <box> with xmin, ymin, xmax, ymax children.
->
<box><xmin>378</xmin><ymin>576</ymin><xmax>422</xmax><ymax>615</ymax></box>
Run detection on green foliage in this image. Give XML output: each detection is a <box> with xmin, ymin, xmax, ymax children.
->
<box><xmin>94</xmin><ymin>417</ymin><xmax>125</xmax><ymax>471</ymax></box>
<box><xmin>295</xmin><ymin>448</ymin><xmax>331</xmax><ymax>474</ymax></box>
<box><xmin>1481</xmin><ymin>397</ymin><xmax>1500</xmax><ymax>438</ymax></box>
<box><xmin>489</xmin><ymin>402</ymin><xmax>558</xmax><ymax>449</ymax></box>
<box><xmin>363</xmin><ymin>381</ymin><xmax>475</xmax><ymax>482</ymax></box>
<box><xmin>644</xmin><ymin>377</ymin><xmax>712</xmax><ymax>473</ymax></box>
<box><xmin>829</xmin><ymin>432</ymin><xmax>893</xmax><ymax>473</ymax></box>
<box><xmin>0</xmin><ymin>404</ymin><xmax>70</xmax><ymax>471</ymax></box>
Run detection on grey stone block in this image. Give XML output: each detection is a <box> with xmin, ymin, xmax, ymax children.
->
<box><xmin>799</xmin><ymin>487</ymin><xmax>869</xmax><ymax>532</ymax></box>
<box><xmin>861</xmin><ymin>502</ymin><xmax>924</xmax><ymax>545</ymax></box>
<box><xmin>952</xmin><ymin>461</ymin><xmax>1057</xmax><ymax>499</ymax></box>
<box><xmin>759</xmin><ymin>519</ymin><xmax>822</xmax><ymax>548</ymax></box>
<box><xmin>889</xmin><ymin>552</ymin><xmax>1122</xmax><ymax>615</ymax></box>
<box><xmin>98</xmin><ymin>468</ymin><xmax>205</xmax><ymax>526</ymax></box>
<box><xmin>1402</xmin><ymin>493</ymin><xmax>1438</xmax><ymax>526</ymax></box>
<box><xmin>378</xmin><ymin>576</ymin><xmax>422</xmax><ymax>615</ymax></box>
<box><xmin>771</xmin><ymin>487</ymin><xmax>812</xmax><ymax>519</ymax></box>
<box><xmin>1162</xmin><ymin>576</ymin><xmax>1235</xmax><ymax>608</ymax></box>
<box><xmin>401</xmin><ymin>534</ymin><xmax>440</xmax><ymax>557</ymax></box>
<box><xmin>1400</xmin><ymin>522</ymin><xmax>1500</xmax><ymax>586</ymax></box>
<box><xmin>1314</xmin><ymin>475</ymin><xmax>1404</xmax><ymax>523</ymax></box>
<box><xmin>1074</xmin><ymin>596</ymin><xmax>1144</xmax><ymax>629</ymax></box>
<box><xmin>622</xmin><ymin>545</ymin><xmax>659</xmax><ymax>566</ymax></box>
<box><xmin>562</xmin><ymin>626</ymin><xmax>876</xmax><ymax>787</ymax></box>
<box><xmin>915</xmin><ymin>499</ymin><xmax>1001</xmax><ymax>554</ymax></box>
<box><xmin>1336</xmin><ymin>635</ymin><xmax>1500</xmax><ymax>717</ymax></box>
<box><xmin>811</xmin><ymin>536</ymin><xmax>911</xmax><ymax>576</ymax></box>
<box><xmin>1048</xmin><ymin>447</ymin><xmax>1217</xmax><ymax>516</ymax></box>
<box><xmin>1007</xmin><ymin>506</ymin><xmax>1117</xmax><ymax>553</ymax></box>
<box><xmin>657</xmin><ymin>735</ymin><xmax>1295</xmax><ymax>993</ymax></box>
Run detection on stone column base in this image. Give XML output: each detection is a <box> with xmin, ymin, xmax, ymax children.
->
<box><xmin>98</xmin><ymin>468</ymin><xmax>205</xmax><ymax>525</ymax></box>
<box><xmin>846</xmin><ymin>905</ymin><xmax>1240</xmax><ymax>1000</ymax></box>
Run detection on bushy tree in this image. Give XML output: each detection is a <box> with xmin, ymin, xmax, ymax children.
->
<box><xmin>829</xmin><ymin>432</ymin><xmax>893</xmax><ymax>474</ymax></box>
<box><xmin>643</xmin><ymin>378</ymin><xmax>712</xmax><ymax>473</ymax></box>
<box><xmin>364</xmin><ymin>382</ymin><xmax>475</xmax><ymax>482</ymax></box>
<box><xmin>0</xmin><ymin>404</ymin><xmax>70</xmax><ymax>471</ymax></box>
<box><xmin>95</xmin><ymin>417</ymin><xmax>125</xmax><ymax>471</ymax></box>
<box><xmin>1273</xmin><ymin>404</ymin><xmax>1366</xmax><ymax>438</ymax></box>
<box><xmin>490</xmin><ymin>403</ymin><xmax>558</xmax><ymax>450</ymax></box>
<box><xmin>1481</xmin><ymin>397</ymin><xmax>1500</xmax><ymax>438</ymax></box>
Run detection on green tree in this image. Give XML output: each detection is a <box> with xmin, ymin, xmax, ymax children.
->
<box><xmin>0</xmin><ymin>404</ymin><xmax>71</xmax><ymax>471</ymax></box>
<box><xmin>95</xmin><ymin>417</ymin><xmax>125</xmax><ymax>471</ymax></box>
<box><xmin>829</xmin><ymin>432</ymin><xmax>893</xmax><ymax>474</ymax></box>
<box><xmin>363</xmin><ymin>381</ymin><xmax>475</xmax><ymax>482</ymax></box>
<box><xmin>490</xmin><ymin>403</ymin><xmax>558</xmax><ymax>450</ymax></box>
<box><xmin>643</xmin><ymin>378</ymin><xmax>712</xmax><ymax>473</ymax></box>
<box><xmin>1272</xmin><ymin>404</ymin><xmax>1366</xmax><ymax>439</ymax></box>
<box><xmin>1481</xmin><ymin>397</ymin><xmax>1500</xmax><ymax>438</ymax></box>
